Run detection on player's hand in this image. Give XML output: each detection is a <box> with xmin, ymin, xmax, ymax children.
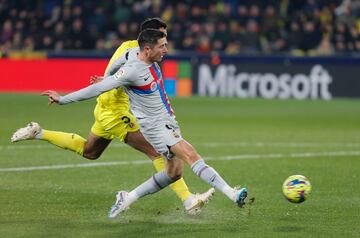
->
<box><xmin>90</xmin><ymin>75</ymin><xmax>103</xmax><ymax>84</ymax></box>
<box><xmin>41</xmin><ymin>90</ymin><xmax>60</xmax><ymax>105</ymax></box>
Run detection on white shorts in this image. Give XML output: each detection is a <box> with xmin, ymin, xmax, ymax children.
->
<box><xmin>137</xmin><ymin>115</ymin><xmax>183</xmax><ymax>159</ymax></box>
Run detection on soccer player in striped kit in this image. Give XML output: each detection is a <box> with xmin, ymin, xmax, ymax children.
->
<box><xmin>11</xmin><ymin>18</ymin><xmax>214</xmax><ymax>215</ymax></box>
<box><xmin>41</xmin><ymin>29</ymin><xmax>249</xmax><ymax>218</ymax></box>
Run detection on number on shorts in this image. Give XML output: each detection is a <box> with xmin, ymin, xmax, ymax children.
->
<box><xmin>121</xmin><ymin>116</ymin><xmax>130</xmax><ymax>124</ymax></box>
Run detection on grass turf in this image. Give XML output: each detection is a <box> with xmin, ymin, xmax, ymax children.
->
<box><xmin>0</xmin><ymin>93</ymin><xmax>359</xmax><ymax>237</ymax></box>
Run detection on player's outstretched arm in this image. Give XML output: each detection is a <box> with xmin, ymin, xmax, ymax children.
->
<box><xmin>42</xmin><ymin>73</ymin><xmax>126</xmax><ymax>106</ymax></box>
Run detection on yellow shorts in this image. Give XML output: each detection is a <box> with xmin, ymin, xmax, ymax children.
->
<box><xmin>91</xmin><ymin>104</ymin><xmax>140</xmax><ymax>142</ymax></box>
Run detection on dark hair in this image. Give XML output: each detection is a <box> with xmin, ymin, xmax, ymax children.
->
<box><xmin>138</xmin><ymin>29</ymin><xmax>166</xmax><ymax>50</ymax></box>
<box><xmin>140</xmin><ymin>18</ymin><xmax>167</xmax><ymax>31</ymax></box>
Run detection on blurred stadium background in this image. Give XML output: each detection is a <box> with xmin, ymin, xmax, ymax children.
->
<box><xmin>1</xmin><ymin>1</ymin><xmax>360</xmax><ymax>238</ymax></box>
<box><xmin>1</xmin><ymin>0</ymin><xmax>360</xmax><ymax>55</ymax></box>
<box><xmin>0</xmin><ymin>0</ymin><xmax>360</xmax><ymax>98</ymax></box>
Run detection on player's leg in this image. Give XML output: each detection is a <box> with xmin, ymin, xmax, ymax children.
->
<box><xmin>11</xmin><ymin>122</ymin><xmax>87</xmax><ymax>155</ymax></box>
<box><xmin>82</xmin><ymin>132</ymin><xmax>112</xmax><ymax>160</ymax></box>
<box><xmin>124</xmin><ymin>129</ymin><xmax>159</xmax><ymax>157</ymax></box>
<box><xmin>171</xmin><ymin>139</ymin><xmax>248</xmax><ymax>207</ymax></box>
<box><xmin>126</xmin><ymin>131</ymin><xmax>191</xmax><ymax>199</ymax></box>
<box><xmin>109</xmin><ymin>156</ymin><xmax>182</xmax><ymax>218</ymax></box>
<box><xmin>125</xmin><ymin>130</ymin><xmax>214</xmax><ymax>214</ymax></box>
<box><xmin>11</xmin><ymin>121</ymin><xmax>111</xmax><ymax>160</ymax></box>
<box><xmin>109</xmin><ymin>113</ymin><xmax>214</xmax><ymax>215</ymax></box>
<box><xmin>117</xmin><ymin>112</ymin><xmax>214</xmax><ymax>205</ymax></box>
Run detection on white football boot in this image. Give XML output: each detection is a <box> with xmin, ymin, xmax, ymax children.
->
<box><xmin>108</xmin><ymin>191</ymin><xmax>130</xmax><ymax>218</ymax></box>
<box><xmin>11</xmin><ymin>122</ymin><xmax>41</xmax><ymax>142</ymax></box>
<box><xmin>184</xmin><ymin>188</ymin><xmax>215</xmax><ymax>215</ymax></box>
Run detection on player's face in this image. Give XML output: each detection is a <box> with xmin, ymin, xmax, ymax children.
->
<box><xmin>149</xmin><ymin>37</ymin><xmax>168</xmax><ymax>62</ymax></box>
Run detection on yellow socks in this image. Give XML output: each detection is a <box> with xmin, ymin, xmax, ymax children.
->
<box><xmin>152</xmin><ymin>156</ymin><xmax>192</xmax><ymax>201</ymax></box>
<box><xmin>41</xmin><ymin>130</ymin><xmax>86</xmax><ymax>156</ymax></box>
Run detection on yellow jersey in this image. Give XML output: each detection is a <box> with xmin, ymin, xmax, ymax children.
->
<box><xmin>96</xmin><ymin>40</ymin><xmax>139</xmax><ymax>112</ymax></box>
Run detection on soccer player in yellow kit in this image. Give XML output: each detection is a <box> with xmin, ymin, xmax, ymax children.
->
<box><xmin>11</xmin><ymin>18</ymin><xmax>214</xmax><ymax>215</ymax></box>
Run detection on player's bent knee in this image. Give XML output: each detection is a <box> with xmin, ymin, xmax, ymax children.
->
<box><xmin>166</xmin><ymin>163</ymin><xmax>183</xmax><ymax>181</ymax></box>
<box><xmin>168</xmin><ymin>171</ymin><xmax>182</xmax><ymax>181</ymax></box>
<box><xmin>83</xmin><ymin>152</ymin><xmax>101</xmax><ymax>160</ymax></box>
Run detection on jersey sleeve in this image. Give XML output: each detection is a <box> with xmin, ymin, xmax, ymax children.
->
<box><xmin>59</xmin><ymin>65</ymin><xmax>137</xmax><ymax>105</ymax></box>
<box><xmin>111</xmin><ymin>64</ymin><xmax>138</xmax><ymax>86</ymax></box>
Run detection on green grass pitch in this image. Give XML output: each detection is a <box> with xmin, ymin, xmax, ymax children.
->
<box><xmin>0</xmin><ymin>93</ymin><xmax>359</xmax><ymax>238</ymax></box>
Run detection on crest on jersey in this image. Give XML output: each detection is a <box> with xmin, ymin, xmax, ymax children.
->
<box><xmin>150</xmin><ymin>81</ymin><xmax>158</xmax><ymax>91</ymax></box>
<box><xmin>114</xmin><ymin>69</ymin><xmax>124</xmax><ymax>79</ymax></box>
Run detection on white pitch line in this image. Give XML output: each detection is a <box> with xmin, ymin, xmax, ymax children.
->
<box><xmin>1</xmin><ymin>142</ymin><xmax>360</xmax><ymax>151</ymax></box>
<box><xmin>199</xmin><ymin>142</ymin><xmax>360</xmax><ymax>148</ymax></box>
<box><xmin>1</xmin><ymin>150</ymin><xmax>360</xmax><ymax>173</ymax></box>
<box><xmin>0</xmin><ymin>160</ymin><xmax>150</xmax><ymax>172</ymax></box>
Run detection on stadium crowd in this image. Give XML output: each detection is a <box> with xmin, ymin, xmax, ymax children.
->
<box><xmin>0</xmin><ymin>0</ymin><xmax>359</xmax><ymax>56</ymax></box>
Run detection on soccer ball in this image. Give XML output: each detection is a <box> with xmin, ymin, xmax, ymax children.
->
<box><xmin>282</xmin><ymin>175</ymin><xmax>311</xmax><ymax>203</ymax></box>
